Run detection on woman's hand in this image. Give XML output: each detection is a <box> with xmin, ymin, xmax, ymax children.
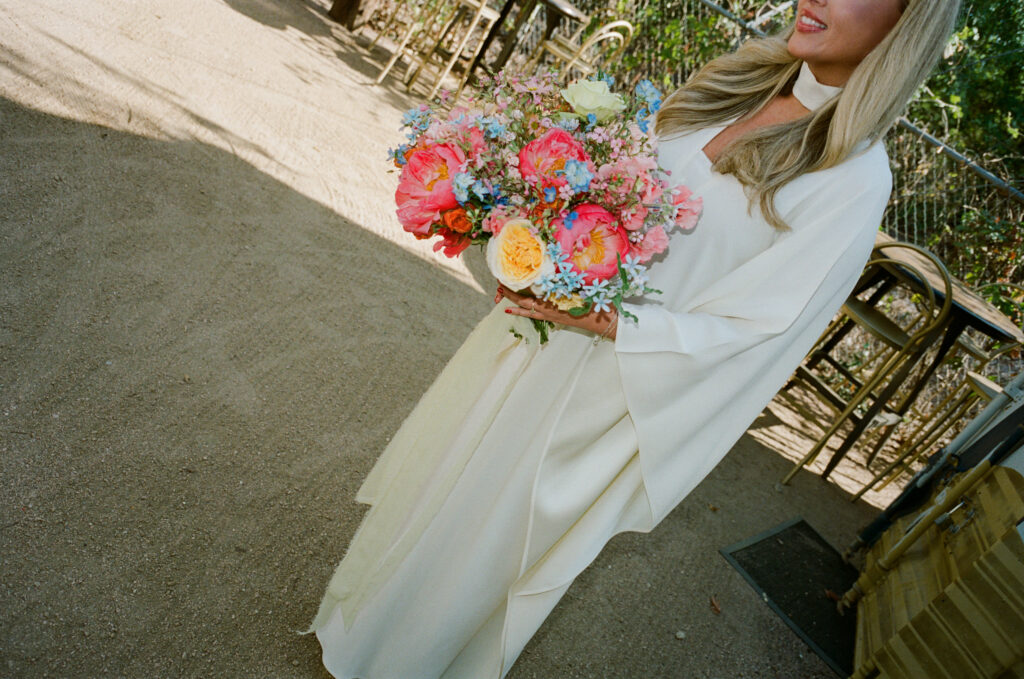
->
<box><xmin>495</xmin><ymin>284</ymin><xmax>617</xmax><ymax>341</ymax></box>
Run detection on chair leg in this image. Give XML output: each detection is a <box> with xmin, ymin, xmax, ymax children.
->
<box><xmin>376</xmin><ymin>18</ymin><xmax>422</xmax><ymax>84</ymax></box>
<box><xmin>781</xmin><ymin>343</ymin><xmax>918</xmax><ymax>485</ymax></box>
<box><xmin>405</xmin><ymin>6</ymin><xmax>461</xmax><ymax>91</ymax></box>
<box><xmin>453</xmin><ymin>15</ymin><xmax>498</xmax><ymax>102</ymax></box>
<box><xmin>369</xmin><ymin>0</ymin><xmax>409</xmax><ymax>49</ymax></box>
<box><xmin>851</xmin><ymin>392</ymin><xmax>977</xmax><ymax>501</ymax></box>
<box><xmin>428</xmin><ymin>11</ymin><xmax>485</xmax><ymax>99</ymax></box>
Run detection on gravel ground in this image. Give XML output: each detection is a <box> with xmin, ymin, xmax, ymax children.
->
<box><xmin>0</xmin><ymin>1</ymin><xmax>890</xmax><ymax>677</ymax></box>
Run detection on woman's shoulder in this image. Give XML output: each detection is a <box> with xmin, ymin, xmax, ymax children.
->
<box><xmin>791</xmin><ymin>141</ymin><xmax>892</xmax><ymax>200</ymax></box>
<box><xmin>778</xmin><ymin>141</ymin><xmax>893</xmax><ymax>223</ymax></box>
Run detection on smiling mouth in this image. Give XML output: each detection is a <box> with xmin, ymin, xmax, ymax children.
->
<box><xmin>798</xmin><ymin>14</ymin><xmax>827</xmax><ymax>30</ymax></box>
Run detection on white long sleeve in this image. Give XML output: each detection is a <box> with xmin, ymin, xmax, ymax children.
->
<box><xmin>613</xmin><ymin>138</ymin><xmax>892</xmax><ymax>522</ymax></box>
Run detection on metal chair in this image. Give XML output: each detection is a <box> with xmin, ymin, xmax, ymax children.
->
<box><xmin>782</xmin><ymin>241</ymin><xmax>954</xmax><ymax>485</ymax></box>
<box><xmin>524</xmin><ymin>17</ymin><xmax>633</xmax><ymax>81</ymax></box>
<box><xmin>850</xmin><ymin>283</ymin><xmax>1023</xmax><ymax>499</ymax></box>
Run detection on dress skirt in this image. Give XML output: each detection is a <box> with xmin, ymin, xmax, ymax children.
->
<box><xmin>311</xmin><ymin>301</ymin><xmax>655</xmax><ymax>678</ymax></box>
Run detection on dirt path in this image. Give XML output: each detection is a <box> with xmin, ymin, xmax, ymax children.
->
<box><xmin>1</xmin><ymin>2</ymin><xmax>881</xmax><ymax>677</ymax></box>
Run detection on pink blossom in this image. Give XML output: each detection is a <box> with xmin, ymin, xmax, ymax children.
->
<box><xmin>394</xmin><ymin>142</ymin><xmax>466</xmax><ymax>235</ymax></box>
<box><xmin>672</xmin><ymin>187</ymin><xmax>703</xmax><ymax>232</ymax></box>
<box><xmin>554</xmin><ymin>203</ymin><xmax>630</xmax><ymax>283</ymax></box>
<box><xmin>518</xmin><ymin>128</ymin><xmax>592</xmax><ymax>199</ymax></box>
<box><xmin>630</xmin><ymin>224</ymin><xmax>669</xmax><ymax>263</ymax></box>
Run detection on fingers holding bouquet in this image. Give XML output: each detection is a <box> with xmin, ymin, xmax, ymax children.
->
<box><xmin>497</xmin><ymin>284</ymin><xmax>617</xmax><ymax>340</ymax></box>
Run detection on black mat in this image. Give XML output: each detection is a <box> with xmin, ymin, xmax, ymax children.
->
<box><xmin>720</xmin><ymin>518</ymin><xmax>858</xmax><ymax>676</ymax></box>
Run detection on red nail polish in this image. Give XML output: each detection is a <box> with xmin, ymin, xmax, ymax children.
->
<box><xmin>504</xmin><ymin>309</ymin><xmax>512</xmax><ymax>314</ymax></box>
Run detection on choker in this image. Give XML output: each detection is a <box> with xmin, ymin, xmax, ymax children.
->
<box><xmin>792</xmin><ymin>62</ymin><xmax>843</xmax><ymax>111</ymax></box>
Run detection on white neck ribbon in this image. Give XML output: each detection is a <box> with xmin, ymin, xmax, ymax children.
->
<box><xmin>792</xmin><ymin>62</ymin><xmax>843</xmax><ymax>111</ymax></box>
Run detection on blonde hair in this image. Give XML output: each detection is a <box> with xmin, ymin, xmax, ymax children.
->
<box><xmin>655</xmin><ymin>0</ymin><xmax>961</xmax><ymax>230</ymax></box>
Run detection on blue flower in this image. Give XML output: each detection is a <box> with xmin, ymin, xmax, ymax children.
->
<box><xmin>387</xmin><ymin>145</ymin><xmax>410</xmax><ymax>166</ymax></box>
<box><xmin>471</xmin><ymin>179</ymin><xmax>492</xmax><ymax>201</ymax></box>
<box><xmin>544</xmin><ymin>186</ymin><xmax>558</xmax><ymax>203</ymax></box>
<box><xmin>557</xmin><ymin>116</ymin><xmax>580</xmax><ymax>132</ymax></box>
<box><xmin>563</xmin><ymin>209</ymin><xmax>580</xmax><ymax>230</ymax></box>
<box><xmin>476</xmin><ymin>116</ymin><xmax>507</xmax><ymax>139</ymax></box>
<box><xmin>597</xmin><ymin>73</ymin><xmax>615</xmax><ymax>88</ymax></box>
<box><xmin>453</xmin><ymin>172</ymin><xmax>474</xmax><ymax>204</ymax></box>
<box><xmin>636</xmin><ymin>110</ymin><xmax>651</xmax><ymax>134</ymax></box>
<box><xmin>635</xmin><ymin>80</ymin><xmax>663</xmax><ymax>107</ymax></box>
<box><xmin>585</xmin><ymin>113</ymin><xmax>598</xmax><ymax>131</ymax></box>
<box><xmin>562</xmin><ymin>160</ymin><xmax>593</xmax><ymax>193</ymax></box>
<box><xmin>401</xmin><ymin>107</ymin><xmax>432</xmax><ymax>131</ymax></box>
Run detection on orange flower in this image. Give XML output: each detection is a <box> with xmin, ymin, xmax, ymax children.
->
<box><xmin>441</xmin><ymin>207</ymin><xmax>473</xmax><ymax>234</ymax></box>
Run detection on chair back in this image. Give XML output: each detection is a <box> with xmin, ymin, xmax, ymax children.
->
<box><xmin>559</xmin><ymin>19</ymin><xmax>633</xmax><ymax>78</ymax></box>
<box><xmin>867</xmin><ymin>241</ymin><xmax>954</xmax><ymax>351</ymax></box>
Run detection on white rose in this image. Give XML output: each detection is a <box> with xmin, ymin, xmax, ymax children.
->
<box><xmin>561</xmin><ymin>80</ymin><xmax>626</xmax><ymax>123</ymax></box>
<box><xmin>486</xmin><ymin>218</ymin><xmax>554</xmax><ymax>291</ymax></box>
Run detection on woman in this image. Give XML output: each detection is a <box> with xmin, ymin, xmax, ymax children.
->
<box><xmin>310</xmin><ymin>1</ymin><xmax>960</xmax><ymax>676</ymax></box>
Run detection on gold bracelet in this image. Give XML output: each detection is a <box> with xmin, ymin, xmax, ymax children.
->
<box><xmin>593</xmin><ymin>311</ymin><xmax>617</xmax><ymax>346</ymax></box>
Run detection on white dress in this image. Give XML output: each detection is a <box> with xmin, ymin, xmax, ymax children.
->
<box><xmin>310</xmin><ymin>101</ymin><xmax>893</xmax><ymax>678</ymax></box>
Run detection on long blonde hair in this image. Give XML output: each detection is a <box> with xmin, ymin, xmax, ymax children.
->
<box><xmin>655</xmin><ymin>0</ymin><xmax>961</xmax><ymax>230</ymax></box>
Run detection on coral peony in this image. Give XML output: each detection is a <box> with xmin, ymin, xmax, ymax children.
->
<box><xmin>518</xmin><ymin>129</ymin><xmax>591</xmax><ymax>199</ymax></box>
<box><xmin>554</xmin><ymin>204</ymin><xmax>630</xmax><ymax>283</ymax></box>
<box><xmin>395</xmin><ymin>143</ymin><xmax>467</xmax><ymax>236</ymax></box>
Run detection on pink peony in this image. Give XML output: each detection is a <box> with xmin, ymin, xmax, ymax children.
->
<box><xmin>518</xmin><ymin>128</ymin><xmax>591</xmax><ymax>197</ymax></box>
<box><xmin>554</xmin><ymin>203</ymin><xmax>630</xmax><ymax>283</ymax></box>
<box><xmin>395</xmin><ymin>143</ymin><xmax>467</xmax><ymax>236</ymax></box>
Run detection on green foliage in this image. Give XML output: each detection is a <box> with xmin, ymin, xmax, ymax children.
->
<box><xmin>909</xmin><ymin>0</ymin><xmax>1024</xmax><ymax>178</ymax></box>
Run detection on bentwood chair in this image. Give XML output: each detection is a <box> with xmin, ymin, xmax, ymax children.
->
<box><xmin>850</xmin><ymin>282</ymin><xmax>1023</xmax><ymax>499</ymax></box>
<box><xmin>781</xmin><ymin>241</ymin><xmax>954</xmax><ymax>486</ymax></box>
<box><xmin>525</xmin><ymin>16</ymin><xmax>633</xmax><ymax>81</ymax></box>
<box><xmin>376</xmin><ymin>0</ymin><xmax>500</xmax><ymax>100</ymax></box>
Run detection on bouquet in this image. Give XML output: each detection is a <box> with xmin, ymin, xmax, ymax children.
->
<box><xmin>389</xmin><ymin>72</ymin><xmax>702</xmax><ymax>342</ymax></box>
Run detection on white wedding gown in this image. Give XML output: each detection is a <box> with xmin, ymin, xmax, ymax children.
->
<box><xmin>310</xmin><ymin>109</ymin><xmax>893</xmax><ymax>678</ymax></box>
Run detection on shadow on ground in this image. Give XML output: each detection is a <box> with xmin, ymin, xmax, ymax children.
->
<box><xmin>0</xmin><ymin>95</ymin><xmax>490</xmax><ymax>678</ymax></box>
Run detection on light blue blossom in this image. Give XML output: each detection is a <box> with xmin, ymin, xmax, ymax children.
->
<box><xmin>585</xmin><ymin>113</ymin><xmax>598</xmax><ymax>131</ymax></box>
<box><xmin>562</xmin><ymin>160</ymin><xmax>593</xmax><ymax>193</ymax></box>
<box><xmin>476</xmin><ymin>116</ymin><xmax>507</xmax><ymax>139</ymax></box>
<box><xmin>621</xmin><ymin>254</ymin><xmax>649</xmax><ymax>291</ymax></box>
<box><xmin>546</xmin><ymin>242</ymin><xmax>569</xmax><ymax>264</ymax></box>
<box><xmin>401</xmin><ymin>107</ymin><xmax>431</xmax><ymax>130</ymax></box>
<box><xmin>453</xmin><ymin>172</ymin><xmax>475</xmax><ymax>204</ymax></box>
<box><xmin>621</xmin><ymin>254</ymin><xmax>644</xmax><ymax>277</ymax></box>
<box><xmin>636</xmin><ymin>109</ymin><xmax>651</xmax><ymax>134</ymax></box>
<box><xmin>387</xmin><ymin>144</ymin><xmax>410</xmax><ymax>166</ymax></box>
<box><xmin>597</xmin><ymin>73</ymin><xmax>615</xmax><ymax>89</ymax></box>
<box><xmin>556</xmin><ymin>116</ymin><xmax>581</xmax><ymax>132</ymax></box>
<box><xmin>544</xmin><ymin>186</ymin><xmax>558</xmax><ymax>203</ymax></box>
<box><xmin>634</xmin><ymin>80</ymin><xmax>663</xmax><ymax>111</ymax></box>
<box><xmin>471</xmin><ymin>179</ymin><xmax>492</xmax><ymax>201</ymax></box>
<box><xmin>582</xmin><ymin>278</ymin><xmax>614</xmax><ymax>313</ymax></box>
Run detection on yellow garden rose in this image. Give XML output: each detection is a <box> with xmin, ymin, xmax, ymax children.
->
<box><xmin>560</xmin><ymin>80</ymin><xmax>626</xmax><ymax>122</ymax></box>
<box><xmin>486</xmin><ymin>218</ymin><xmax>554</xmax><ymax>291</ymax></box>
